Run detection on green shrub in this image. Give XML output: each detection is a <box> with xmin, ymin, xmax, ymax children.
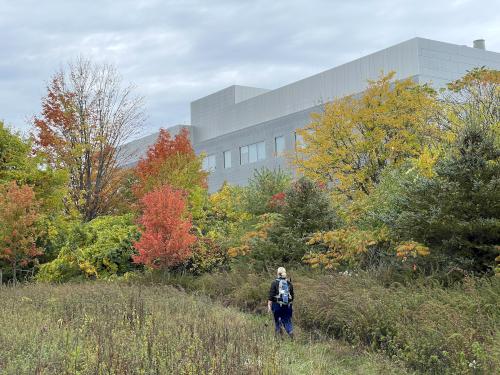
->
<box><xmin>35</xmin><ymin>248</ymin><xmax>82</xmax><ymax>282</ymax></box>
<box><xmin>181</xmin><ymin>237</ymin><xmax>229</xmax><ymax>275</ymax></box>
<box><xmin>37</xmin><ymin>214</ymin><xmax>140</xmax><ymax>281</ymax></box>
<box><xmin>197</xmin><ymin>183</ymin><xmax>253</xmax><ymax>253</ymax></box>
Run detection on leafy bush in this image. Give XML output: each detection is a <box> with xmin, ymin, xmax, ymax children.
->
<box><xmin>200</xmin><ymin>182</ymin><xmax>253</xmax><ymax>249</ymax></box>
<box><xmin>79</xmin><ymin>215</ymin><xmax>141</xmax><ymax>277</ymax></box>
<box><xmin>37</xmin><ymin>214</ymin><xmax>140</xmax><ymax>281</ymax></box>
<box><xmin>35</xmin><ymin>248</ymin><xmax>82</xmax><ymax>282</ymax></box>
<box><xmin>182</xmin><ymin>237</ymin><xmax>229</xmax><ymax>275</ymax></box>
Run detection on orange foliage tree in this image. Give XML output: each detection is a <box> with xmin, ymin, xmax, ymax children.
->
<box><xmin>132</xmin><ymin>185</ymin><xmax>196</xmax><ymax>269</ymax></box>
<box><xmin>33</xmin><ymin>58</ymin><xmax>145</xmax><ymax>221</ymax></box>
<box><xmin>0</xmin><ymin>182</ymin><xmax>43</xmax><ymax>282</ymax></box>
<box><xmin>133</xmin><ymin>128</ymin><xmax>207</xmax><ymax>199</ymax></box>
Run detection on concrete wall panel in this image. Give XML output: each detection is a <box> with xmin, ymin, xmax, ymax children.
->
<box><xmin>122</xmin><ymin>37</ymin><xmax>500</xmax><ymax>192</ymax></box>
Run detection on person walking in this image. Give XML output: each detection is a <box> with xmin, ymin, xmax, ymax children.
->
<box><xmin>267</xmin><ymin>267</ymin><xmax>294</xmax><ymax>339</ymax></box>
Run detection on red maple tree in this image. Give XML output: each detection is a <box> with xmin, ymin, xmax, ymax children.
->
<box><xmin>0</xmin><ymin>182</ymin><xmax>43</xmax><ymax>282</ymax></box>
<box><xmin>132</xmin><ymin>184</ymin><xmax>196</xmax><ymax>269</ymax></box>
<box><xmin>133</xmin><ymin>128</ymin><xmax>207</xmax><ymax>199</ymax></box>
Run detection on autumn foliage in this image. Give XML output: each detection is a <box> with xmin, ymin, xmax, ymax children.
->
<box><xmin>294</xmin><ymin>71</ymin><xmax>442</xmax><ymax>201</ymax></box>
<box><xmin>33</xmin><ymin>59</ymin><xmax>145</xmax><ymax>221</ymax></box>
<box><xmin>0</xmin><ymin>182</ymin><xmax>43</xmax><ymax>281</ymax></box>
<box><xmin>133</xmin><ymin>185</ymin><xmax>196</xmax><ymax>269</ymax></box>
<box><xmin>134</xmin><ymin>128</ymin><xmax>207</xmax><ymax>199</ymax></box>
<box><xmin>268</xmin><ymin>192</ymin><xmax>286</xmax><ymax>210</ymax></box>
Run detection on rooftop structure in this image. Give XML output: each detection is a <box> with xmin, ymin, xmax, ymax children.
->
<box><xmin>122</xmin><ymin>37</ymin><xmax>500</xmax><ymax>192</ymax></box>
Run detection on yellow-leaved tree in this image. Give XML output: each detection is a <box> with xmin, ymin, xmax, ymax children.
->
<box><xmin>443</xmin><ymin>67</ymin><xmax>500</xmax><ymax>133</ymax></box>
<box><xmin>293</xmin><ymin>72</ymin><xmax>445</xmax><ymax>269</ymax></box>
<box><xmin>293</xmin><ymin>71</ymin><xmax>443</xmax><ymax>202</ymax></box>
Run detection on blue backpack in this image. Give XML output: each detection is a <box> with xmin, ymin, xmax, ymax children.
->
<box><xmin>276</xmin><ymin>278</ymin><xmax>291</xmax><ymax>305</ymax></box>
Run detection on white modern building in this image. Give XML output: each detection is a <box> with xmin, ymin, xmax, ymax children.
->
<box><xmin>121</xmin><ymin>37</ymin><xmax>500</xmax><ymax>192</ymax></box>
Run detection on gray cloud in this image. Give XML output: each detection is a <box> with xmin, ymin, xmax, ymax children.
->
<box><xmin>1</xmin><ymin>0</ymin><xmax>499</xmax><ymax>137</ymax></box>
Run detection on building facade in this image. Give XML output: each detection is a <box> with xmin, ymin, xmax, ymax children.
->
<box><xmin>122</xmin><ymin>37</ymin><xmax>500</xmax><ymax>192</ymax></box>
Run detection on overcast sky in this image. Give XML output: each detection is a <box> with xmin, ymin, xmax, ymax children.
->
<box><xmin>1</xmin><ymin>0</ymin><xmax>499</xmax><ymax>137</ymax></box>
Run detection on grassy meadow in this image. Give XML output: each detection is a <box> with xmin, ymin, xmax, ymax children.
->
<box><xmin>154</xmin><ymin>270</ymin><xmax>500</xmax><ymax>374</ymax></box>
<box><xmin>0</xmin><ymin>283</ymin><xmax>409</xmax><ymax>375</ymax></box>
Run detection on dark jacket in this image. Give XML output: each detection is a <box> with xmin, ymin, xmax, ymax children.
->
<box><xmin>268</xmin><ymin>277</ymin><xmax>294</xmax><ymax>303</ymax></box>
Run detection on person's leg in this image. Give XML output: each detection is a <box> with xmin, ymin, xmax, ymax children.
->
<box><xmin>272</xmin><ymin>303</ymin><xmax>283</xmax><ymax>335</ymax></box>
<box><xmin>281</xmin><ymin>305</ymin><xmax>294</xmax><ymax>337</ymax></box>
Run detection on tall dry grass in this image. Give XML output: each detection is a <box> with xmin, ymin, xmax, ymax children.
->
<box><xmin>295</xmin><ymin>275</ymin><xmax>499</xmax><ymax>374</ymax></box>
<box><xmin>0</xmin><ymin>282</ymin><xmax>409</xmax><ymax>375</ymax></box>
<box><xmin>0</xmin><ymin>283</ymin><xmax>282</xmax><ymax>374</ymax></box>
<box><xmin>155</xmin><ymin>271</ymin><xmax>500</xmax><ymax>374</ymax></box>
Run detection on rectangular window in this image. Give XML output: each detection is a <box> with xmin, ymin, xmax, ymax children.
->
<box><xmin>240</xmin><ymin>145</ymin><xmax>249</xmax><ymax>165</ymax></box>
<box><xmin>249</xmin><ymin>143</ymin><xmax>258</xmax><ymax>163</ymax></box>
<box><xmin>294</xmin><ymin>131</ymin><xmax>304</xmax><ymax>149</ymax></box>
<box><xmin>257</xmin><ymin>141</ymin><xmax>266</xmax><ymax>160</ymax></box>
<box><xmin>202</xmin><ymin>154</ymin><xmax>216</xmax><ymax>172</ymax></box>
<box><xmin>275</xmin><ymin>136</ymin><xmax>285</xmax><ymax>156</ymax></box>
<box><xmin>223</xmin><ymin>150</ymin><xmax>232</xmax><ymax>169</ymax></box>
<box><xmin>240</xmin><ymin>141</ymin><xmax>266</xmax><ymax>165</ymax></box>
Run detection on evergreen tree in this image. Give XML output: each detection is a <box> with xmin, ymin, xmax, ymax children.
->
<box><xmin>387</xmin><ymin>124</ymin><xmax>499</xmax><ymax>274</ymax></box>
<box><xmin>250</xmin><ymin>177</ymin><xmax>338</xmax><ymax>267</ymax></box>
